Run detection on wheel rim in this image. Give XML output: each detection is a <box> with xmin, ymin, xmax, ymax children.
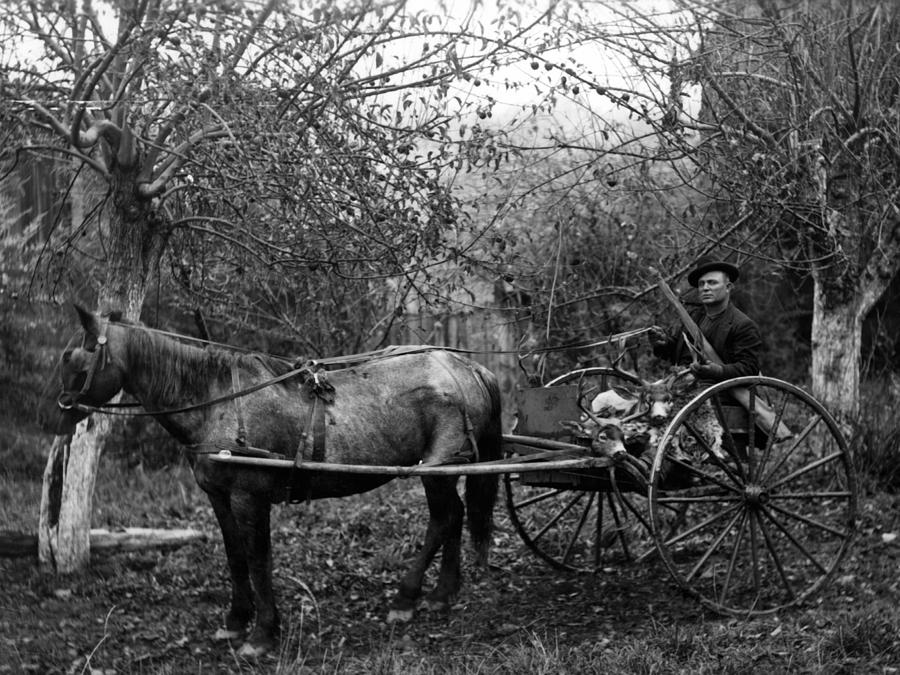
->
<box><xmin>505</xmin><ymin>367</ymin><xmax>654</xmax><ymax>572</ymax></box>
<box><xmin>648</xmin><ymin>376</ymin><xmax>857</xmax><ymax>615</ymax></box>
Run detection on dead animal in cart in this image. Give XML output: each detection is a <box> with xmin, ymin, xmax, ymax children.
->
<box><xmin>38</xmin><ymin>306</ymin><xmax>503</xmax><ymax>658</ymax></box>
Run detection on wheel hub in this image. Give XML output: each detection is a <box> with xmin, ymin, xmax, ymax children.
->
<box><xmin>743</xmin><ymin>484</ymin><xmax>768</xmax><ymax>506</ymax></box>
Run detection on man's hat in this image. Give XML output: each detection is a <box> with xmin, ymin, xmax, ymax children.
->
<box><xmin>687</xmin><ymin>255</ymin><xmax>740</xmax><ymax>287</ymax></box>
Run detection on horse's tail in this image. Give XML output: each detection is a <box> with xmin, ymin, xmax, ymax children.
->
<box><xmin>465</xmin><ymin>366</ymin><xmax>503</xmax><ymax>568</ymax></box>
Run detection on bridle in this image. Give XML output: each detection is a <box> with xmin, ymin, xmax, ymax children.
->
<box><xmin>57</xmin><ymin>315</ymin><xmax>110</xmax><ymax>412</ymax></box>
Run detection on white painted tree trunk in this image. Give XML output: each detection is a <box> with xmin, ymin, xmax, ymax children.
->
<box><xmin>37</xmin><ymin>168</ymin><xmax>159</xmax><ymax>572</ymax></box>
<box><xmin>809</xmin><ymin>280</ymin><xmax>861</xmax><ymax>423</ymax></box>
<box><xmin>38</xmin><ymin>414</ymin><xmax>112</xmax><ymax>572</ymax></box>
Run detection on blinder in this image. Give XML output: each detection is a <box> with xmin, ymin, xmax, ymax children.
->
<box><xmin>58</xmin><ymin>315</ymin><xmax>110</xmax><ymax>411</ymax></box>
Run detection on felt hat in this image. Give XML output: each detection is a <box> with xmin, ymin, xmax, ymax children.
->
<box><xmin>686</xmin><ymin>255</ymin><xmax>740</xmax><ymax>287</ymax></box>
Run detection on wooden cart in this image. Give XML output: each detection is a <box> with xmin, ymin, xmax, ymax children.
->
<box><xmin>504</xmin><ymin>367</ymin><xmax>857</xmax><ymax>617</ymax></box>
<box><xmin>213</xmin><ymin>365</ymin><xmax>856</xmax><ymax>618</ymax></box>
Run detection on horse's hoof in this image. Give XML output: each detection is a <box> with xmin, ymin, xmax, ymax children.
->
<box><xmin>213</xmin><ymin>627</ymin><xmax>243</xmax><ymax>641</ymax></box>
<box><xmin>386</xmin><ymin>608</ymin><xmax>415</xmax><ymax>624</ymax></box>
<box><xmin>237</xmin><ymin>641</ymin><xmax>270</xmax><ymax>659</ymax></box>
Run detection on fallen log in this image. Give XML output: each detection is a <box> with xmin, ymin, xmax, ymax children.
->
<box><xmin>0</xmin><ymin>528</ymin><xmax>206</xmax><ymax>559</ymax></box>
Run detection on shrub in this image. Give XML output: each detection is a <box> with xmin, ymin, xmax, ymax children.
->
<box><xmin>852</xmin><ymin>375</ymin><xmax>900</xmax><ymax>493</ymax></box>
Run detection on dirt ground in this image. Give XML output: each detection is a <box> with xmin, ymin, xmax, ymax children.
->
<box><xmin>2</xmin><ymin>480</ymin><xmax>899</xmax><ymax>674</ymax></box>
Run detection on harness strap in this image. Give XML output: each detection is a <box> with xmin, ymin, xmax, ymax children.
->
<box><xmin>230</xmin><ymin>365</ymin><xmax>247</xmax><ymax>447</ymax></box>
<box><xmin>73</xmin><ymin>365</ymin><xmax>308</xmax><ymax>416</ymax></box>
<box><xmin>80</xmin><ymin>316</ymin><xmax>109</xmax><ymax>395</ymax></box>
<box><xmin>295</xmin><ymin>388</ymin><xmax>328</xmax><ymax>466</ymax></box>
<box><xmin>289</xmin><ymin>372</ymin><xmax>332</xmax><ymax>503</ymax></box>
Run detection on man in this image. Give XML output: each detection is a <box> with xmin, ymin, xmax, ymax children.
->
<box><xmin>651</xmin><ymin>255</ymin><xmax>763</xmax><ymax>384</ymax></box>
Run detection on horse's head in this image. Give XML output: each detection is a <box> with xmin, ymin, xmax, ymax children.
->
<box><xmin>37</xmin><ymin>304</ymin><xmax>126</xmax><ymax>435</ymax></box>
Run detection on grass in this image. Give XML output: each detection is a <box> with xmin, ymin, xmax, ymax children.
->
<box><xmin>3</xmin><ymin>389</ymin><xmax>900</xmax><ymax>673</ymax></box>
<box><xmin>853</xmin><ymin>376</ymin><xmax>900</xmax><ymax>494</ymax></box>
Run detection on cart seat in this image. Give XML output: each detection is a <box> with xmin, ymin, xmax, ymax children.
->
<box><xmin>514</xmin><ymin>384</ymin><xmax>582</xmax><ymax>441</ymax></box>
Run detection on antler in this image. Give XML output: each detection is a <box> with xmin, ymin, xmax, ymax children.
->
<box><xmin>573</xmin><ymin>376</ymin><xmax>626</xmax><ymax>457</ymax></box>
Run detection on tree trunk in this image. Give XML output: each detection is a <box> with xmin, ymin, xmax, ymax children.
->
<box><xmin>37</xmin><ymin>160</ymin><xmax>168</xmax><ymax>572</ymax></box>
<box><xmin>38</xmin><ymin>416</ymin><xmax>109</xmax><ymax>572</ymax></box>
<box><xmin>809</xmin><ymin>275</ymin><xmax>861</xmax><ymax>424</ymax></box>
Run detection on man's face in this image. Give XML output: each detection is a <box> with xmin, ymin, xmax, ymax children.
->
<box><xmin>697</xmin><ymin>270</ymin><xmax>732</xmax><ymax>306</ymax></box>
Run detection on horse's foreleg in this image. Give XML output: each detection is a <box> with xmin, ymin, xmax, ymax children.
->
<box><xmin>387</xmin><ymin>477</ymin><xmax>463</xmax><ymax>623</ymax></box>
<box><xmin>231</xmin><ymin>492</ymin><xmax>279</xmax><ymax>658</ymax></box>
<box><xmin>207</xmin><ymin>490</ymin><xmax>255</xmax><ymax>641</ymax></box>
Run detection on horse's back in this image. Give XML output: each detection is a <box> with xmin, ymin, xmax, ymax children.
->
<box><xmin>319</xmin><ymin>349</ymin><xmax>500</xmax><ymax>465</ymax></box>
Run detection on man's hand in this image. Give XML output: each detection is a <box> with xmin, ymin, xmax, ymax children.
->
<box><xmin>648</xmin><ymin>325</ymin><xmax>669</xmax><ymax>347</ymax></box>
<box><xmin>690</xmin><ymin>362</ymin><xmax>724</xmax><ymax>381</ymax></box>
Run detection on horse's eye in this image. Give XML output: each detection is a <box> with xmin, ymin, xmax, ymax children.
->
<box><xmin>62</xmin><ymin>350</ymin><xmax>73</xmax><ymax>364</ymax></box>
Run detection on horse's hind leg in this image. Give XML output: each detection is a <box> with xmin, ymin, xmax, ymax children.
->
<box><xmin>387</xmin><ymin>476</ymin><xmax>463</xmax><ymax>623</ymax></box>
<box><xmin>230</xmin><ymin>492</ymin><xmax>280</xmax><ymax>658</ymax></box>
<box><xmin>207</xmin><ymin>490</ymin><xmax>255</xmax><ymax>640</ymax></box>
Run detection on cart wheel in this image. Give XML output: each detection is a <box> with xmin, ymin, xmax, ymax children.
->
<box><xmin>504</xmin><ymin>367</ymin><xmax>656</xmax><ymax>572</ymax></box>
<box><xmin>649</xmin><ymin>376</ymin><xmax>856</xmax><ymax>615</ymax></box>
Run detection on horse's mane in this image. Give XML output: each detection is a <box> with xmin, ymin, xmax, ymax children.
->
<box><xmin>119</xmin><ymin>322</ymin><xmax>296</xmax><ymax>405</ymax></box>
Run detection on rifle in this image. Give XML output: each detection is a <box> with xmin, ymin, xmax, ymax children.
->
<box><xmin>654</xmin><ymin>270</ymin><xmax>792</xmax><ymax>441</ymax></box>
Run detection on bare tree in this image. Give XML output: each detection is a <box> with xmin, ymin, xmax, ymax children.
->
<box><xmin>0</xmin><ymin>0</ymin><xmax>559</xmax><ymax>571</ymax></box>
<box><xmin>544</xmin><ymin>0</ymin><xmax>900</xmax><ymax>423</ymax></box>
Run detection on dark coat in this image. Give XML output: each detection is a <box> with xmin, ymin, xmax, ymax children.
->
<box><xmin>654</xmin><ymin>301</ymin><xmax>763</xmax><ymax>380</ymax></box>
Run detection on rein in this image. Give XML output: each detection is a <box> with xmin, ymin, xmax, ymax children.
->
<box><xmin>64</xmin><ymin>362</ymin><xmax>314</xmax><ymax>417</ymax></box>
<box><xmin>60</xmin><ymin>320</ymin><xmax>655</xmax><ymax>419</ymax></box>
<box><xmin>116</xmin><ymin>322</ymin><xmax>655</xmax><ymax>363</ymax></box>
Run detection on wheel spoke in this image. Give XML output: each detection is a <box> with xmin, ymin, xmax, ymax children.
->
<box><xmin>611</xmin><ymin>466</ymin><xmax>652</xmax><ymax>532</ymax></box>
<box><xmin>686</xmin><ymin>507</ymin><xmax>745</xmax><ymax>583</ymax></box>
<box><xmin>662</xmin><ymin>503</ymin><xmax>742</xmax><ymax>548</ymax></box>
<box><xmin>718</xmin><ymin>510</ymin><xmax>749</xmax><ymax>606</ymax></box>
<box><xmin>764</xmin><ymin>500</ymin><xmax>850</xmax><ymax>540</ymax></box>
<box><xmin>607</xmin><ymin>489</ymin><xmax>630</xmax><ymax>559</ymax></box>
<box><xmin>710</xmin><ymin>395</ymin><xmax>747</xmax><ymax>481</ymax></box>
<box><xmin>754</xmin><ymin>510</ymin><xmax>795</xmax><ymax>600</ymax></box>
<box><xmin>745</xmin><ymin>386</ymin><xmax>758</xmax><ymax>481</ymax></box>
<box><xmin>532</xmin><ymin>491</ymin><xmax>585</xmax><ymax>543</ymax></box>
<box><xmin>657</xmin><ymin>493</ymin><xmax>742</xmax><ymax>505</ymax></box>
<box><xmin>758</xmin><ymin>505</ymin><xmax>831</xmax><ymax>574</ymax></box>
<box><xmin>769</xmin><ymin>451</ymin><xmax>846</xmax><ymax>491</ymax></box>
<box><xmin>773</xmin><ymin>490</ymin><xmax>853</xmax><ymax>500</ymax></box>
<box><xmin>561</xmin><ymin>492</ymin><xmax>594</xmax><ymax>567</ymax></box>
<box><xmin>513</xmin><ymin>486</ymin><xmax>566</xmax><ymax>510</ymax></box>
<box><xmin>595</xmin><ymin>486</ymin><xmax>604</xmax><ymax>567</ymax></box>
<box><xmin>748</xmin><ymin>504</ymin><xmax>761</xmax><ymax>596</ymax></box>
<box><xmin>681</xmin><ymin>420</ymin><xmax>744</xmax><ymax>486</ymax></box>
<box><xmin>664</xmin><ymin>456</ymin><xmax>744</xmax><ymax>495</ymax></box>
<box><xmin>761</xmin><ymin>414</ymin><xmax>823</xmax><ymax>484</ymax></box>
<box><xmin>754</xmin><ymin>390</ymin><xmax>790</xmax><ymax>482</ymax></box>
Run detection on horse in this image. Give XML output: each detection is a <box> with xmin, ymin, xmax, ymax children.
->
<box><xmin>37</xmin><ymin>305</ymin><xmax>504</xmax><ymax>658</ymax></box>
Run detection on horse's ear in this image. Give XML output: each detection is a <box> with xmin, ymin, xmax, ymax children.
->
<box><xmin>72</xmin><ymin>303</ymin><xmax>99</xmax><ymax>335</ymax></box>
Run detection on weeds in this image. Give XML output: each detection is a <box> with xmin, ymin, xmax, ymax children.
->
<box><xmin>853</xmin><ymin>376</ymin><xmax>900</xmax><ymax>493</ymax></box>
<box><xmin>3</xmin><ymin>376</ymin><xmax>900</xmax><ymax>672</ymax></box>
<box><xmin>818</xmin><ymin>608</ymin><xmax>900</xmax><ymax>664</ymax></box>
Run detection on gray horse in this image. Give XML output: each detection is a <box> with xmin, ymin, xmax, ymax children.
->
<box><xmin>38</xmin><ymin>306</ymin><xmax>503</xmax><ymax>658</ymax></box>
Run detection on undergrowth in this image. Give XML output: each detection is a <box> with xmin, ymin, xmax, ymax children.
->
<box><xmin>853</xmin><ymin>375</ymin><xmax>900</xmax><ymax>494</ymax></box>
